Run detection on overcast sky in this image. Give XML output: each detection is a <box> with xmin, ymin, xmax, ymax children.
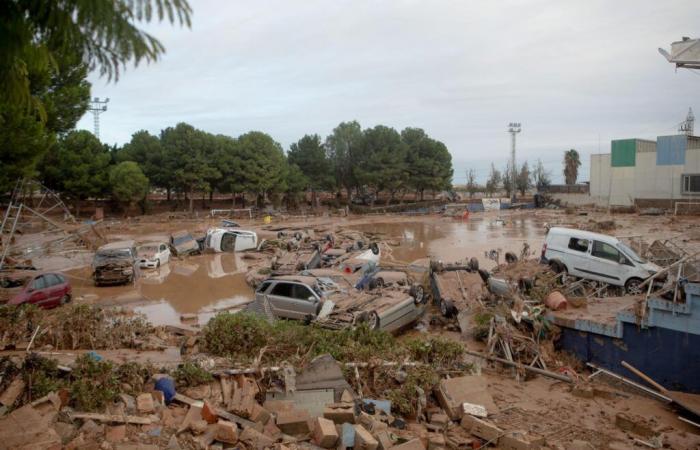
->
<box><xmin>77</xmin><ymin>0</ymin><xmax>700</xmax><ymax>183</ymax></box>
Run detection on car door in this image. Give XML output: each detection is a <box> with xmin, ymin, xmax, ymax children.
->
<box><xmin>290</xmin><ymin>284</ymin><xmax>320</xmax><ymax>318</ymax></box>
<box><xmin>26</xmin><ymin>275</ymin><xmax>49</xmax><ymax>307</ymax></box>
<box><xmin>45</xmin><ymin>274</ymin><xmax>65</xmax><ymax>307</ymax></box>
<box><xmin>266</xmin><ymin>282</ymin><xmax>296</xmax><ymax>319</ymax></box>
<box><xmin>159</xmin><ymin>244</ymin><xmax>170</xmax><ymax>264</ymax></box>
<box><xmin>588</xmin><ymin>240</ymin><xmax>626</xmax><ymax>285</ymax></box>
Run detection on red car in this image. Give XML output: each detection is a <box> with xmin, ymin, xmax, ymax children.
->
<box><xmin>1</xmin><ymin>271</ymin><xmax>72</xmax><ymax>309</ymax></box>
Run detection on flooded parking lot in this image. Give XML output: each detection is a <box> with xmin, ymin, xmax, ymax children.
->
<box><xmin>59</xmin><ymin>213</ymin><xmax>547</xmax><ymax>326</ymax></box>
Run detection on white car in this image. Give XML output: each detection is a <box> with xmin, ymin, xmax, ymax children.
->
<box><xmin>137</xmin><ymin>242</ymin><xmax>171</xmax><ymax>269</ymax></box>
<box><xmin>205</xmin><ymin>228</ymin><xmax>258</xmax><ymax>253</ymax></box>
<box><xmin>541</xmin><ymin>227</ymin><xmax>662</xmax><ymax>294</ymax></box>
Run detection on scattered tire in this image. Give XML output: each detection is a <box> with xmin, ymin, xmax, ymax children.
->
<box><xmin>549</xmin><ymin>260</ymin><xmax>566</xmax><ymax>274</ymax></box>
<box><xmin>410</xmin><ymin>284</ymin><xmax>426</xmax><ymax>305</ymax></box>
<box><xmin>60</xmin><ymin>294</ymin><xmax>71</xmax><ymax>305</ymax></box>
<box><xmin>505</xmin><ymin>252</ymin><xmax>518</xmax><ymax>264</ymax></box>
<box><xmin>440</xmin><ymin>298</ymin><xmax>456</xmax><ymax>318</ymax></box>
<box><xmin>367</xmin><ymin>311</ymin><xmax>380</xmax><ymax>330</ymax></box>
<box><xmin>356</xmin><ymin>240</ymin><xmax>364</xmax><ymax>249</ymax></box>
<box><xmin>478</xmin><ymin>269</ymin><xmax>490</xmax><ymax>283</ymax></box>
<box><xmin>468</xmin><ymin>257</ymin><xmax>479</xmax><ymax>271</ymax></box>
<box><xmin>370</xmin><ymin>242</ymin><xmax>380</xmax><ymax>255</ymax></box>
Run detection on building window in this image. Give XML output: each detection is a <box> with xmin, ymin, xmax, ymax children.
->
<box><xmin>682</xmin><ymin>174</ymin><xmax>700</xmax><ymax>195</ymax></box>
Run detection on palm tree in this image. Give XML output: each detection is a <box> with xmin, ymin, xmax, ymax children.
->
<box><xmin>563</xmin><ymin>149</ymin><xmax>581</xmax><ymax>185</ymax></box>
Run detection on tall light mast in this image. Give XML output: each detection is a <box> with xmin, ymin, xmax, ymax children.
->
<box><xmin>508</xmin><ymin>122</ymin><xmax>522</xmax><ymax>201</ymax></box>
<box><xmin>88</xmin><ymin>97</ymin><xmax>109</xmax><ymax>140</ymax></box>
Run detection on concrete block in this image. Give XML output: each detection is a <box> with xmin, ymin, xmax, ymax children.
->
<box><xmin>216</xmin><ymin>420</ymin><xmax>238</xmax><ymax>444</ymax></box>
<box><xmin>427</xmin><ymin>433</ymin><xmax>445</xmax><ymax>450</ymax></box>
<box><xmin>460</xmin><ymin>415</ymin><xmax>502</xmax><ymax>442</ymax></box>
<box><xmin>240</xmin><ymin>426</ymin><xmax>276</xmax><ymax>450</ymax></box>
<box><xmin>313</xmin><ymin>417</ymin><xmax>339</xmax><ymax>448</ymax></box>
<box><xmin>498</xmin><ymin>431</ymin><xmax>545</xmax><ymax>450</ymax></box>
<box><xmin>276</xmin><ymin>409</ymin><xmax>311</xmax><ymax>435</ymax></box>
<box><xmin>323</xmin><ymin>403</ymin><xmax>356</xmax><ymax>424</ymax></box>
<box><xmin>136</xmin><ymin>393</ymin><xmax>155</xmax><ymax>414</ymax></box>
<box><xmin>105</xmin><ymin>425</ymin><xmax>126</xmax><ymax>443</ymax></box>
<box><xmin>374</xmin><ymin>430</ymin><xmax>394</xmax><ymax>450</ymax></box>
<box><xmin>391</xmin><ymin>438</ymin><xmax>426</xmax><ymax>450</ymax></box>
<box><xmin>353</xmin><ymin>424</ymin><xmax>378</xmax><ymax>450</ymax></box>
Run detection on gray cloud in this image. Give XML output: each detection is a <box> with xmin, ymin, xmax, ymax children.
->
<box><xmin>78</xmin><ymin>0</ymin><xmax>700</xmax><ymax>183</ymax></box>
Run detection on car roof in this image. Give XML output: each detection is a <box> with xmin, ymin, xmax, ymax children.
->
<box><xmin>98</xmin><ymin>240</ymin><xmax>136</xmax><ymax>250</ymax></box>
<box><xmin>548</xmin><ymin>227</ymin><xmax>619</xmax><ymax>244</ymax></box>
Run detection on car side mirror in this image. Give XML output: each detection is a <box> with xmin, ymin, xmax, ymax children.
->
<box><xmin>308</xmin><ymin>296</ymin><xmax>316</xmax><ymax>302</ymax></box>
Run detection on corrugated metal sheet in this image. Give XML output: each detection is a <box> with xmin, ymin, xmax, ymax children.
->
<box><xmin>657</xmin><ymin>135</ymin><xmax>686</xmax><ymax>165</ymax></box>
<box><xmin>611</xmin><ymin>139</ymin><xmax>636</xmax><ymax>167</ymax></box>
<box><xmin>637</xmin><ymin>139</ymin><xmax>657</xmax><ymax>153</ymax></box>
<box><xmin>688</xmin><ymin>136</ymin><xmax>700</xmax><ymax>150</ymax></box>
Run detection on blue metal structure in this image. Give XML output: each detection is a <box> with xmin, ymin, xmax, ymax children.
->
<box><xmin>548</xmin><ymin>283</ymin><xmax>700</xmax><ymax>392</ymax></box>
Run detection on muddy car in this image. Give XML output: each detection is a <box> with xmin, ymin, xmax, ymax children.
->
<box><xmin>272</xmin><ymin>249</ymin><xmax>322</xmax><ymax>274</ymax></box>
<box><xmin>170</xmin><ymin>230</ymin><xmax>201</xmax><ymax>256</ymax></box>
<box><xmin>254</xmin><ymin>274</ymin><xmax>427</xmax><ymax>332</ymax></box>
<box><xmin>137</xmin><ymin>241</ymin><xmax>171</xmax><ymax>269</ymax></box>
<box><xmin>1</xmin><ymin>271</ymin><xmax>72</xmax><ymax>308</ymax></box>
<box><xmin>93</xmin><ymin>241</ymin><xmax>137</xmax><ymax>286</ymax></box>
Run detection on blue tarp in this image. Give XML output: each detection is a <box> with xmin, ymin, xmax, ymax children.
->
<box><xmin>466</xmin><ymin>203</ymin><xmax>484</xmax><ymax>212</ymax></box>
<box><xmin>657</xmin><ymin>135</ymin><xmax>686</xmax><ymax>166</ymax></box>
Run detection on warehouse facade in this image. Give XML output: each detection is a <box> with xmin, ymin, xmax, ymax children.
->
<box><xmin>589</xmin><ymin>134</ymin><xmax>700</xmax><ymax>209</ymax></box>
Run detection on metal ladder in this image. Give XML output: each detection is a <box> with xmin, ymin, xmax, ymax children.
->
<box><xmin>0</xmin><ymin>179</ymin><xmax>27</xmax><ymax>269</ymax></box>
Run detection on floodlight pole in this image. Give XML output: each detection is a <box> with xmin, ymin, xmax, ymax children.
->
<box><xmin>88</xmin><ymin>97</ymin><xmax>109</xmax><ymax>140</ymax></box>
<box><xmin>508</xmin><ymin>122</ymin><xmax>522</xmax><ymax>202</ymax></box>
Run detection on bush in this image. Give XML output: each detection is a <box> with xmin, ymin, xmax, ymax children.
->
<box><xmin>174</xmin><ymin>362</ymin><xmax>213</xmax><ymax>387</ymax></box>
<box><xmin>70</xmin><ymin>355</ymin><xmax>120</xmax><ymax>411</ymax></box>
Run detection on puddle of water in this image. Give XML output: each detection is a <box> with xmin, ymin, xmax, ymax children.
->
<box><xmin>355</xmin><ymin>215</ymin><xmax>546</xmax><ymax>268</ymax></box>
<box><xmin>66</xmin><ymin>252</ymin><xmax>255</xmax><ymax>326</ymax></box>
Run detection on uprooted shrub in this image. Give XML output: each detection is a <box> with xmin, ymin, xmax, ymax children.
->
<box><xmin>174</xmin><ymin>362</ymin><xmax>213</xmax><ymax>387</ymax></box>
<box><xmin>70</xmin><ymin>355</ymin><xmax>121</xmax><ymax>411</ymax></box>
<box><xmin>0</xmin><ymin>304</ymin><xmax>153</xmax><ymax>350</ymax></box>
<box><xmin>202</xmin><ymin>312</ymin><xmax>397</xmax><ymax>365</ymax></box>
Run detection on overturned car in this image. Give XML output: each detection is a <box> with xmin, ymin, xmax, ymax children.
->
<box><xmin>251</xmin><ymin>272</ymin><xmax>427</xmax><ymax>333</ymax></box>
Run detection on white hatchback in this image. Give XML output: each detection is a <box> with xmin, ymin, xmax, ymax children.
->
<box><xmin>137</xmin><ymin>242</ymin><xmax>171</xmax><ymax>269</ymax></box>
<box><xmin>542</xmin><ymin>227</ymin><xmax>661</xmax><ymax>294</ymax></box>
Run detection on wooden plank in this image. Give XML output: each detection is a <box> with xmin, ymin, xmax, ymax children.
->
<box><xmin>621</xmin><ymin>361</ymin><xmax>668</xmax><ymax>393</ymax></box>
<box><xmin>71</xmin><ymin>412</ymin><xmax>151</xmax><ymax>424</ymax></box>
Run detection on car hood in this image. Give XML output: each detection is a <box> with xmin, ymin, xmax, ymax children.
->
<box><xmin>643</xmin><ymin>262</ymin><xmax>663</xmax><ymax>274</ymax></box>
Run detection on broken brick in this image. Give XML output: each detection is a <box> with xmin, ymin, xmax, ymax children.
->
<box><xmin>313</xmin><ymin>417</ymin><xmax>339</xmax><ymax>448</ymax></box>
<box><xmin>276</xmin><ymin>409</ymin><xmax>311</xmax><ymax>435</ymax></box>
<box><xmin>216</xmin><ymin>420</ymin><xmax>238</xmax><ymax>444</ymax></box>
<box><xmin>353</xmin><ymin>424</ymin><xmax>378</xmax><ymax>450</ymax></box>
<box><xmin>391</xmin><ymin>438</ymin><xmax>426</xmax><ymax>450</ymax></box>
<box><xmin>105</xmin><ymin>425</ymin><xmax>126</xmax><ymax>443</ymax></box>
<box><xmin>136</xmin><ymin>393</ymin><xmax>155</xmax><ymax>413</ymax></box>
<box><xmin>614</xmin><ymin>412</ymin><xmax>656</xmax><ymax>438</ymax></box>
<box><xmin>201</xmin><ymin>400</ymin><xmax>218</xmax><ymax>424</ymax></box>
<box><xmin>240</xmin><ymin>426</ymin><xmax>276</xmax><ymax>450</ymax></box>
<box><xmin>0</xmin><ymin>378</ymin><xmax>26</xmax><ymax>407</ymax></box>
<box><xmin>460</xmin><ymin>415</ymin><xmax>502</xmax><ymax>442</ymax></box>
<box><xmin>324</xmin><ymin>403</ymin><xmax>356</xmax><ymax>424</ymax></box>
<box><xmin>498</xmin><ymin>430</ymin><xmax>545</xmax><ymax>450</ymax></box>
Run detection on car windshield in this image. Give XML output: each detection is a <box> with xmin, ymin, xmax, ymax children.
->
<box><xmin>96</xmin><ymin>249</ymin><xmax>132</xmax><ymax>261</ymax></box>
<box><xmin>138</xmin><ymin>245</ymin><xmax>158</xmax><ymax>254</ymax></box>
<box><xmin>618</xmin><ymin>243</ymin><xmax>646</xmax><ymax>264</ymax></box>
<box><xmin>173</xmin><ymin>235</ymin><xmax>192</xmax><ymax>246</ymax></box>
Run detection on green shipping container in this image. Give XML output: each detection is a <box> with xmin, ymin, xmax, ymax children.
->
<box><xmin>611</xmin><ymin>139</ymin><xmax>636</xmax><ymax>167</ymax></box>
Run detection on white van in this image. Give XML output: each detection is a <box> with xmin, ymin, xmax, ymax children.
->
<box><xmin>541</xmin><ymin>227</ymin><xmax>661</xmax><ymax>294</ymax></box>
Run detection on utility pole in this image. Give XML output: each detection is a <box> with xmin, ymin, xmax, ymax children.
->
<box><xmin>508</xmin><ymin>122</ymin><xmax>521</xmax><ymax>202</ymax></box>
<box><xmin>88</xmin><ymin>97</ymin><xmax>109</xmax><ymax>140</ymax></box>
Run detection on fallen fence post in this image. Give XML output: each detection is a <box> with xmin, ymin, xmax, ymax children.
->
<box><xmin>464</xmin><ymin>350</ymin><xmax>574</xmax><ymax>383</ymax></box>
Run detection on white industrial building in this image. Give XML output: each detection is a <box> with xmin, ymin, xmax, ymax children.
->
<box><xmin>589</xmin><ymin>133</ymin><xmax>700</xmax><ymax>210</ymax></box>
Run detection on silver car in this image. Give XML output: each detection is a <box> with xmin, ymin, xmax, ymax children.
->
<box><xmin>254</xmin><ymin>275</ymin><xmax>427</xmax><ymax>332</ymax></box>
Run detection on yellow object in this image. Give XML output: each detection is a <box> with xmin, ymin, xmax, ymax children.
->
<box><xmin>263</xmin><ymin>215</ymin><xmax>272</xmax><ymax>224</ymax></box>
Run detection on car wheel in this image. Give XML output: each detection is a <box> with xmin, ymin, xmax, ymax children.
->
<box><xmin>440</xmin><ymin>298</ymin><xmax>456</xmax><ymax>318</ymax></box>
<box><xmin>410</xmin><ymin>284</ymin><xmax>426</xmax><ymax>305</ymax></box>
<box><xmin>625</xmin><ymin>277</ymin><xmax>644</xmax><ymax>295</ymax></box>
<box><xmin>505</xmin><ymin>252</ymin><xmax>518</xmax><ymax>264</ymax></box>
<box><xmin>60</xmin><ymin>294</ymin><xmax>71</xmax><ymax>305</ymax></box>
<box><xmin>370</xmin><ymin>242</ymin><xmax>380</xmax><ymax>255</ymax></box>
<box><xmin>156</xmin><ymin>258</ymin><xmax>161</xmax><ymax>268</ymax></box>
<box><xmin>550</xmin><ymin>260</ymin><xmax>567</xmax><ymax>274</ymax></box>
<box><xmin>367</xmin><ymin>311</ymin><xmax>380</xmax><ymax>330</ymax></box>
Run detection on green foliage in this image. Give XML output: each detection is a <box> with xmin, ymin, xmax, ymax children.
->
<box><xmin>533</xmin><ymin>158</ymin><xmax>552</xmax><ymax>189</ymax></box>
<box><xmin>516</xmin><ymin>161</ymin><xmax>532</xmax><ymax>197</ymax></box>
<box><xmin>174</xmin><ymin>362</ymin><xmax>214</xmax><ymax>387</ymax></box>
<box><xmin>118</xmin><ymin>130</ymin><xmax>170</xmax><ymax>192</ymax></box>
<box><xmin>1</xmin><ymin>51</ymin><xmax>90</xmax><ymax>193</ymax></box>
<box><xmin>23</xmin><ymin>354</ymin><xmax>67</xmax><ymax>401</ymax></box>
<box><xmin>40</xmin><ymin>130</ymin><xmax>111</xmax><ymax>204</ymax></box>
<box><xmin>110</xmin><ymin>161</ymin><xmax>149</xmax><ymax>208</ymax></box>
<box><xmin>288</xmin><ymin>134</ymin><xmax>333</xmax><ymax>192</ymax></box>
<box><xmin>325</xmin><ymin>121</ymin><xmax>363</xmax><ymax>195</ymax></box>
<box><xmin>236</xmin><ymin>131</ymin><xmax>288</xmax><ymax>200</ymax></box>
<box><xmin>386</xmin><ymin>366</ymin><xmax>440</xmax><ymax>417</ymax></box>
<box><xmin>563</xmin><ymin>149</ymin><xmax>581</xmax><ymax>185</ymax></box>
<box><xmin>0</xmin><ymin>0</ymin><xmax>191</xmax><ymax>110</ymax></box>
<box><xmin>70</xmin><ymin>355</ymin><xmax>120</xmax><ymax>411</ymax></box>
<box><xmin>405</xmin><ymin>337</ymin><xmax>465</xmax><ymax>367</ymax></box>
<box><xmin>115</xmin><ymin>362</ymin><xmax>155</xmax><ymax>395</ymax></box>
<box><xmin>402</xmin><ymin>128</ymin><xmax>453</xmax><ymax>200</ymax></box>
<box><xmin>354</xmin><ymin>125</ymin><xmax>408</xmax><ymax>202</ymax></box>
